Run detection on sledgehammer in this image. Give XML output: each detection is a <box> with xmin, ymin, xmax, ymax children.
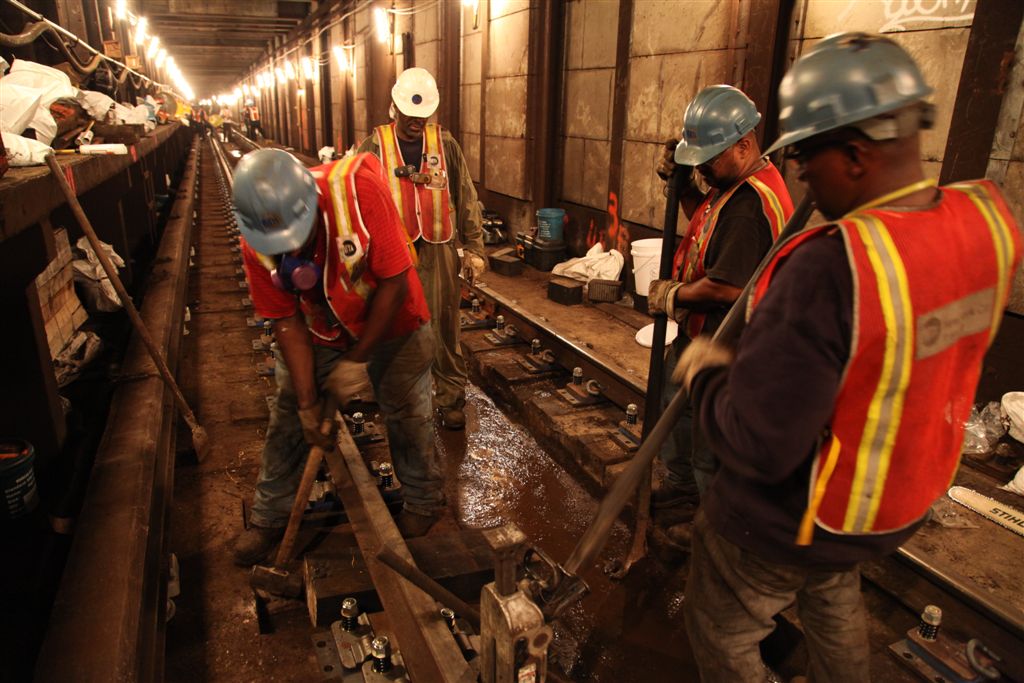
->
<box><xmin>250</xmin><ymin>399</ymin><xmax>338</xmax><ymax>597</ymax></box>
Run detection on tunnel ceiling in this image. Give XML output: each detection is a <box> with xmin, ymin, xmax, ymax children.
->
<box><xmin>144</xmin><ymin>0</ymin><xmax>311</xmax><ymax>96</ymax></box>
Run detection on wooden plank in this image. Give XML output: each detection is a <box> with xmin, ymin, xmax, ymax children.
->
<box><xmin>0</xmin><ymin>123</ymin><xmax>183</xmax><ymax>241</ymax></box>
<box><xmin>322</xmin><ymin>429</ymin><xmax>475</xmax><ymax>683</ymax></box>
<box><xmin>305</xmin><ymin>531</ymin><xmax>495</xmax><ymax>626</ymax></box>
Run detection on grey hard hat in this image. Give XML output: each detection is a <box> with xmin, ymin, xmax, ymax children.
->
<box><xmin>233</xmin><ymin>148</ymin><xmax>318</xmax><ymax>255</ymax></box>
<box><xmin>765</xmin><ymin>32</ymin><xmax>934</xmax><ymax>155</ymax></box>
<box><xmin>674</xmin><ymin>85</ymin><xmax>762</xmax><ymax>165</ymax></box>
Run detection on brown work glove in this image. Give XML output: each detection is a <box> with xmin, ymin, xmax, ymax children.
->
<box><xmin>298</xmin><ymin>399</ymin><xmax>338</xmax><ymax>451</ymax></box>
<box><xmin>324</xmin><ymin>358</ymin><xmax>372</xmax><ymax>406</ymax></box>
<box><xmin>656</xmin><ymin>138</ymin><xmax>679</xmax><ymax>180</ymax></box>
<box><xmin>647</xmin><ymin>279</ymin><xmax>682</xmax><ymax>317</ymax></box>
<box><xmin>672</xmin><ymin>336</ymin><xmax>734</xmax><ymax>393</ymax></box>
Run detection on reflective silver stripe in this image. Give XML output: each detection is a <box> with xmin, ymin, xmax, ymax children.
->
<box><xmin>849</xmin><ymin>215</ymin><xmax>913</xmax><ymax>532</ymax></box>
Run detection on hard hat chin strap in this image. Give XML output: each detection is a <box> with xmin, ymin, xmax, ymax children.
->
<box><xmin>852</xmin><ymin>102</ymin><xmax>935</xmax><ymax>141</ymax></box>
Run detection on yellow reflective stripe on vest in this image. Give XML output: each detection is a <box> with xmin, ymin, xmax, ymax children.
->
<box><xmin>375</xmin><ymin>124</ymin><xmax>407</xmax><ymax>227</ymax></box>
<box><xmin>682</xmin><ymin>184</ymin><xmax>743</xmax><ymax>282</ymax></box>
<box><xmin>797</xmin><ymin>433</ymin><xmax>843</xmax><ymax>546</ymax></box>
<box><xmin>845</xmin><ymin>215</ymin><xmax>914</xmax><ymax>533</ymax></box>
<box><xmin>950</xmin><ymin>183</ymin><xmax>1018</xmax><ymax>343</ymax></box>
<box><xmin>424</xmin><ymin>123</ymin><xmax>447</xmax><ymax>241</ymax></box>
<box><xmin>748</xmin><ymin>175</ymin><xmax>785</xmax><ymax>239</ymax></box>
<box><xmin>327</xmin><ymin>155</ymin><xmax>374</xmax><ymax>298</ymax></box>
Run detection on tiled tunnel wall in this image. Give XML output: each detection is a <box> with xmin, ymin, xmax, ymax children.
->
<box><xmin>235</xmin><ymin>0</ymin><xmax>1022</xmax><ymax>312</ymax></box>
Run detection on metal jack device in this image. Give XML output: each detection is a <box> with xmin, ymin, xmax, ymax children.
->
<box><xmin>479</xmin><ymin>525</ymin><xmax>554</xmax><ymax>683</ymax></box>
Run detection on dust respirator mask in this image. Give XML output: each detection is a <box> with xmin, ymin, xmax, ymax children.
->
<box><xmin>271</xmin><ymin>253</ymin><xmax>322</xmax><ymax>292</ymax></box>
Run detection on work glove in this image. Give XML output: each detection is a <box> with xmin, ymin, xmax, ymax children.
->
<box><xmin>647</xmin><ymin>279</ymin><xmax>682</xmax><ymax>318</ymax></box>
<box><xmin>672</xmin><ymin>336</ymin><xmax>734</xmax><ymax>393</ymax></box>
<box><xmin>657</xmin><ymin>138</ymin><xmax>695</xmax><ymax>193</ymax></box>
<box><xmin>298</xmin><ymin>399</ymin><xmax>338</xmax><ymax>451</ymax></box>
<box><xmin>324</xmin><ymin>358</ymin><xmax>373</xmax><ymax>406</ymax></box>
<box><xmin>462</xmin><ymin>252</ymin><xmax>487</xmax><ymax>285</ymax></box>
<box><xmin>656</xmin><ymin>138</ymin><xmax>680</xmax><ymax>180</ymax></box>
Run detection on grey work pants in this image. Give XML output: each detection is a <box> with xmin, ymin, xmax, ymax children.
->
<box><xmin>415</xmin><ymin>239</ymin><xmax>468</xmax><ymax>410</ymax></box>
<box><xmin>684</xmin><ymin>512</ymin><xmax>871</xmax><ymax>683</ymax></box>
<box><xmin>249</xmin><ymin>325</ymin><xmax>443</xmax><ymax>527</ymax></box>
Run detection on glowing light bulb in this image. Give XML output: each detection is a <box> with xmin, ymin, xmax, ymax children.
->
<box><xmin>374</xmin><ymin>7</ymin><xmax>390</xmax><ymax>43</ymax></box>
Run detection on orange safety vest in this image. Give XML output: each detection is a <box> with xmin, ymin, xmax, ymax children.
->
<box><xmin>373</xmin><ymin>122</ymin><xmax>453</xmax><ymax>244</ymax></box>
<box><xmin>256</xmin><ymin>155</ymin><xmax>376</xmax><ymax>344</ymax></box>
<box><xmin>672</xmin><ymin>161</ymin><xmax>793</xmax><ymax>338</ymax></box>
<box><xmin>747</xmin><ymin>180</ymin><xmax>1021</xmax><ymax>542</ymax></box>
<box><xmin>247</xmin><ymin>106</ymin><xmax>260</xmax><ymax>122</ymax></box>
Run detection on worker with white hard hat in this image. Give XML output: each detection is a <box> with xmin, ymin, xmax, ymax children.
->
<box><xmin>358</xmin><ymin>67</ymin><xmax>486</xmax><ymax>433</ymax></box>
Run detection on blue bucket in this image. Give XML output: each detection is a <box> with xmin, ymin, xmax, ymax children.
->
<box><xmin>0</xmin><ymin>439</ymin><xmax>39</xmax><ymax>521</ymax></box>
<box><xmin>537</xmin><ymin>208</ymin><xmax>565</xmax><ymax>242</ymax></box>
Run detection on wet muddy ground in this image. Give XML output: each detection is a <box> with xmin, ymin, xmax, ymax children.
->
<box><xmin>165</xmin><ymin>143</ymin><xmax>916</xmax><ymax>682</ymax></box>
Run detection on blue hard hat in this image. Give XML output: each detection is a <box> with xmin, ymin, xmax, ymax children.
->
<box><xmin>674</xmin><ymin>85</ymin><xmax>761</xmax><ymax>165</ymax></box>
<box><xmin>765</xmin><ymin>32</ymin><xmax>933</xmax><ymax>155</ymax></box>
<box><xmin>233</xmin><ymin>148</ymin><xmax>318</xmax><ymax>255</ymax></box>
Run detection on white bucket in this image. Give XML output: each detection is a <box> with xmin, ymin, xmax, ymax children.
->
<box><xmin>630</xmin><ymin>238</ymin><xmax>662</xmax><ymax>296</ymax></box>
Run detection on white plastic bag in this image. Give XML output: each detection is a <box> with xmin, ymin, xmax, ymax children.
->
<box><xmin>76</xmin><ymin>90</ymin><xmax>115</xmax><ymax>121</ymax></box>
<box><xmin>0</xmin><ymin>130</ymin><xmax>52</xmax><ymax>166</ymax></box>
<box><xmin>4</xmin><ymin>60</ymin><xmax>76</xmax><ymax>104</ymax></box>
<box><xmin>0</xmin><ymin>82</ymin><xmax>42</xmax><ymax>134</ymax></box>
<box><xmin>318</xmin><ymin>146</ymin><xmax>337</xmax><ymax>163</ymax></box>
<box><xmin>72</xmin><ymin>236</ymin><xmax>124</xmax><ymax>312</ymax></box>
<box><xmin>551</xmin><ymin>243</ymin><xmax>625</xmax><ymax>283</ymax></box>
<box><xmin>1002</xmin><ymin>392</ymin><xmax>1024</xmax><ymax>443</ymax></box>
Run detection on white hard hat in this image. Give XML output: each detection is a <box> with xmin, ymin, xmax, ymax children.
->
<box><xmin>392</xmin><ymin>67</ymin><xmax>439</xmax><ymax>118</ymax></box>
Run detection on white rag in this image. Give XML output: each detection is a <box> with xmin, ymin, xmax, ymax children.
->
<box><xmin>551</xmin><ymin>243</ymin><xmax>624</xmax><ymax>283</ymax></box>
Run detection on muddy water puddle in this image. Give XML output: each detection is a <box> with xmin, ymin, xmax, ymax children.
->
<box><xmin>437</xmin><ymin>385</ymin><xmax>698</xmax><ymax>681</ymax></box>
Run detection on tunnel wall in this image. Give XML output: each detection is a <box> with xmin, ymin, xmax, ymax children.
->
<box><xmin>229</xmin><ymin>0</ymin><xmax>1023</xmax><ymax>312</ymax></box>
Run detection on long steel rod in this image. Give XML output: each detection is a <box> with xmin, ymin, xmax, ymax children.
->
<box><xmin>563</xmin><ymin>194</ymin><xmax>815</xmax><ymax>577</ymax></box>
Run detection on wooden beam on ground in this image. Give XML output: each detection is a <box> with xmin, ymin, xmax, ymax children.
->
<box><xmin>323</xmin><ymin>429</ymin><xmax>475</xmax><ymax>683</ymax></box>
<box><xmin>304</xmin><ymin>531</ymin><xmax>494</xmax><ymax>627</ymax></box>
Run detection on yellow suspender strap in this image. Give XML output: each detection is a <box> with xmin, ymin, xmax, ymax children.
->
<box><xmin>797</xmin><ymin>434</ymin><xmax>843</xmax><ymax>546</ymax></box>
<box><xmin>375</xmin><ymin>124</ymin><xmax>407</xmax><ymax>225</ymax></box>
<box><xmin>424</xmin><ymin>123</ymin><xmax>446</xmax><ymax>238</ymax></box>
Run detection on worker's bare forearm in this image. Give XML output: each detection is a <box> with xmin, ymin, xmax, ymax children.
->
<box><xmin>347</xmin><ymin>273</ymin><xmax>407</xmax><ymax>362</ymax></box>
<box><xmin>273</xmin><ymin>314</ymin><xmax>318</xmax><ymax>409</ymax></box>
<box><xmin>675</xmin><ymin>277</ymin><xmax>743</xmax><ymax>311</ymax></box>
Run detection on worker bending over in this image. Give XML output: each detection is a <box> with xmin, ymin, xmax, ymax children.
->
<box><xmin>677</xmin><ymin>33</ymin><xmax>1020</xmax><ymax>682</ymax></box>
<box><xmin>358</xmin><ymin>67</ymin><xmax>486</xmax><ymax>430</ymax></box>
<box><xmin>647</xmin><ymin>85</ymin><xmax>793</xmax><ymax>532</ymax></box>
<box><xmin>232</xmin><ymin>149</ymin><xmax>445</xmax><ymax>566</ymax></box>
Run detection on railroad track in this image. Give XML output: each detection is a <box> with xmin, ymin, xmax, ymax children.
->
<box><xmin>179</xmin><ymin>133</ymin><xmax>1022</xmax><ymax>682</ymax></box>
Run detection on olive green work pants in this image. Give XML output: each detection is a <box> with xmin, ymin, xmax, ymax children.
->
<box><xmin>415</xmin><ymin>239</ymin><xmax>467</xmax><ymax>410</ymax></box>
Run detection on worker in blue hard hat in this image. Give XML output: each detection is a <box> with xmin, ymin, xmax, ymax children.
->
<box><xmin>645</xmin><ymin>84</ymin><xmax>794</xmax><ymax>539</ymax></box>
<box><xmin>676</xmin><ymin>33</ymin><xmax>1020</xmax><ymax>682</ymax></box>
<box><xmin>357</xmin><ymin>67</ymin><xmax>486</xmax><ymax>431</ymax></box>
<box><xmin>230</xmin><ymin>147</ymin><xmax>443</xmax><ymax>564</ymax></box>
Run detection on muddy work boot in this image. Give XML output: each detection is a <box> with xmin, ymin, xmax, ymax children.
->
<box><xmin>232</xmin><ymin>525</ymin><xmax>285</xmax><ymax>567</ymax></box>
<box><xmin>437</xmin><ymin>404</ymin><xmax>466</xmax><ymax>430</ymax></box>
<box><xmin>651</xmin><ymin>480</ymin><xmax>698</xmax><ymax>509</ymax></box>
<box><xmin>395</xmin><ymin>509</ymin><xmax>440</xmax><ymax>538</ymax></box>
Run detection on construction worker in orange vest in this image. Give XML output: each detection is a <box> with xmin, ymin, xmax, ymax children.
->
<box><xmin>358</xmin><ymin>67</ymin><xmax>486</xmax><ymax>430</ymax></box>
<box><xmin>675</xmin><ymin>33</ymin><xmax>1020</xmax><ymax>682</ymax></box>
<box><xmin>243</xmin><ymin>99</ymin><xmax>263</xmax><ymax>140</ymax></box>
<box><xmin>646</xmin><ymin>85</ymin><xmax>794</xmax><ymax>538</ymax></box>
